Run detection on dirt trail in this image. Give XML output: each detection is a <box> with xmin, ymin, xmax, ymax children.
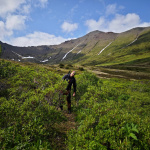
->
<box><xmin>86</xmin><ymin>67</ymin><xmax>150</xmax><ymax>80</ymax></box>
<box><xmin>53</xmin><ymin>110</ymin><xmax>76</xmax><ymax>150</ymax></box>
<box><xmin>60</xmin><ymin>112</ymin><xmax>76</xmax><ymax>133</ymax></box>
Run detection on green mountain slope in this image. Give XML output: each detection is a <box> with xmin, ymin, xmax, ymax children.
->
<box><xmin>0</xmin><ymin>27</ymin><xmax>150</xmax><ymax>68</ymax></box>
<box><xmin>71</xmin><ymin>27</ymin><xmax>150</xmax><ymax>67</ymax></box>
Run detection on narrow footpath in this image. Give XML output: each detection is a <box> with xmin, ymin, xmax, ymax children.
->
<box><xmin>53</xmin><ymin>110</ymin><xmax>76</xmax><ymax>150</ymax></box>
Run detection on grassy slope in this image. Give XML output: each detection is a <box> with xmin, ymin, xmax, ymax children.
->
<box><xmin>70</xmin><ymin>28</ymin><xmax>150</xmax><ymax>68</ymax></box>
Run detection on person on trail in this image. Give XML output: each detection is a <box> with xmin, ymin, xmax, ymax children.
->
<box><xmin>60</xmin><ymin>71</ymin><xmax>76</xmax><ymax>114</ymax></box>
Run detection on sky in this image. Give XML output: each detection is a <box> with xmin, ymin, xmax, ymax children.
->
<box><xmin>0</xmin><ymin>0</ymin><xmax>150</xmax><ymax>47</ymax></box>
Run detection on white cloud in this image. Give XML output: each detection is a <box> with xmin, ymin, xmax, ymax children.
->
<box><xmin>0</xmin><ymin>0</ymin><xmax>26</xmax><ymax>17</ymax></box>
<box><xmin>8</xmin><ymin>32</ymin><xmax>68</xmax><ymax>47</ymax></box>
<box><xmin>20</xmin><ymin>4</ymin><xmax>31</xmax><ymax>14</ymax></box>
<box><xmin>85</xmin><ymin>17</ymin><xmax>105</xmax><ymax>31</ymax></box>
<box><xmin>85</xmin><ymin>3</ymin><xmax>150</xmax><ymax>33</ymax></box>
<box><xmin>0</xmin><ymin>0</ymin><xmax>29</xmax><ymax>41</ymax></box>
<box><xmin>0</xmin><ymin>21</ymin><xmax>13</xmax><ymax>39</ymax></box>
<box><xmin>139</xmin><ymin>22</ymin><xmax>150</xmax><ymax>27</ymax></box>
<box><xmin>6</xmin><ymin>14</ymin><xmax>27</xmax><ymax>30</ymax></box>
<box><xmin>85</xmin><ymin>13</ymin><xmax>150</xmax><ymax>33</ymax></box>
<box><xmin>61</xmin><ymin>21</ymin><xmax>78</xmax><ymax>33</ymax></box>
<box><xmin>35</xmin><ymin>0</ymin><xmax>48</xmax><ymax>8</ymax></box>
<box><xmin>106</xmin><ymin>4</ymin><xmax>124</xmax><ymax>16</ymax></box>
<box><xmin>106</xmin><ymin>4</ymin><xmax>117</xmax><ymax>15</ymax></box>
<box><xmin>108</xmin><ymin>13</ymin><xmax>141</xmax><ymax>32</ymax></box>
<box><xmin>0</xmin><ymin>0</ymin><xmax>47</xmax><ymax>16</ymax></box>
<box><xmin>39</xmin><ymin>0</ymin><xmax>48</xmax><ymax>3</ymax></box>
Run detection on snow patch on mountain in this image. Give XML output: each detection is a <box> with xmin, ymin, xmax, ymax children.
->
<box><xmin>121</xmin><ymin>37</ymin><xmax>138</xmax><ymax>49</ymax></box>
<box><xmin>98</xmin><ymin>42</ymin><xmax>112</xmax><ymax>55</ymax></box>
<box><xmin>61</xmin><ymin>42</ymin><xmax>82</xmax><ymax>61</ymax></box>
<box><xmin>40</xmin><ymin>59</ymin><xmax>49</xmax><ymax>63</ymax></box>
<box><xmin>12</xmin><ymin>51</ymin><xmax>34</xmax><ymax>59</ymax></box>
<box><xmin>126</xmin><ymin>38</ymin><xmax>138</xmax><ymax>46</ymax></box>
<box><xmin>77</xmin><ymin>50</ymin><xmax>82</xmax><ymax>54</ymax></box>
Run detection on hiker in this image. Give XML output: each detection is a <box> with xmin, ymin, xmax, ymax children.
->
<box><xmin>60</xmin><ymin>71</ymin><xmax>76</xmax><ymax>114</ymax></box>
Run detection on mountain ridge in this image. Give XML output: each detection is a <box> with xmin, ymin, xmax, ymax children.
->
<box><xmin>0</xmin><ymin>26</ymin><xmax>150</xmax><ymax>66</ymax></box>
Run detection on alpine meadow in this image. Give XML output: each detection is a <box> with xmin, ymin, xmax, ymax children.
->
<box><xmin>0</xmin><ymin>27</ymin><xmax>150</xmax><ymax>150</ymax></box>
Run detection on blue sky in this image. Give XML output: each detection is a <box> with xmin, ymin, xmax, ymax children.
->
<box><xmin>0</xmin><ymin>0</ymin><xmax>150</xmax><ymax>47</ymax></box>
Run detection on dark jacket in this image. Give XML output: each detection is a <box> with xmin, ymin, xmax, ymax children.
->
<box><xmin>62</xmin><ymin>74</ymin><xmax>76</xmax><ymax>93</ymax></box>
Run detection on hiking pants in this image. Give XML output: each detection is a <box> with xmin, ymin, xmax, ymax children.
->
<box><xmin>59</xmin><ymin>90</ymin><xmax>71</xmax><ymax>111</ymax></box>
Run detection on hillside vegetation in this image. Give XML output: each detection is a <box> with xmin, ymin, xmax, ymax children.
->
<box><xmin>72</xmin><ymin>28</ymin><xmax>150</xmax><ymax>68</ymax></box>
<box><xmin>0</xmin><ymin>59</ymin><xmax>150</xmax><ymax>149</ymax></box>
<box><xmin>0</xmin><ymin>59</ymin><xmax>70</xmax><ymax>149</ymax></box>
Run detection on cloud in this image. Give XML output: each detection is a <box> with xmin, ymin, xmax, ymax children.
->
<box><xmin>85</xmin><ymin>3</ymin><xmax>150</xmax><ymax>33</ymax></box>
<box><xmin>105</xmin><ymin>4</ymin><xmax>124</xmax><ymax>16</ymax></box>
<box><xmin>6</xmin><ymin>14</ymin><xmax>27</xmax><ymax>30</ymax></box>
<box><xmin>61</xmin><ymin>21</ymin><xmax>78</xmax><ymax>33</ymax></box>
<box><xmin>0</xmin><ymin>0</ymin><xmax>29</xmax><ymax>41</ymax></box>
<box><xmin>0</xmin><ymin>0</ymin><xmax>26</xmax><ymax>17</ymax></box>
<box><xmin>106</xmin><ymin>4</ymin><xmax>117</xmax><ymax>16</ymax></box>
<box><xmin>8</xmin><ymin>32</ymin><xmax>68</xmax><ymax>47</ymax></box>
<box><xmin>35</xmin><ymin>0</ymin><xmax>48</xmax><ymax>8</ymax></box>
<box><xmin>20</xmin><ymin>4</ymin><xmax>31</xmax><ymax>14</ymax></box>
<box><xmin>85</xmin><ymin>17</ymin><xmax>105</xmax><ymax>31</ymax></box>
<box><xmin>0</xmin><ymin>14</ymin><xmax>27</xmax><ymax>41</ymax></box>
<box><xmin>108</xmin><ymin>13</ymin><xmax>141</xmax><ymax>32</ymax></box>
<box><xmin>0</xmin><ymin>21</ymin><xmax>13</xmax><ymax>39</ymax></box>
<box><xmin>0</xmin><ymin>0</ymin><xmax>48</xmax><ymax>43</ymax></box>
<box><xmin>85</xmin><ymin>13</ymin><xmax>150</xmax><ymax>33</ymax></box>
<box><xmin>39</xmin><ymin>0</ymin><xmax>48</xmax><ymax>3</ymax></box>
<box><xmin>0</xmin><ymin>0</ymin><xmax>47</xmax><ymax>15</ymax></box>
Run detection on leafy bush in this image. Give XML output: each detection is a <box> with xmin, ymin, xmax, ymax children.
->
<box><xmin>0</xmin><ymin>59</ymin><xmax>17</xmax><ymax>78</ymax></box>
<box><xmin>0</xmin><ymin>60</ymin><xmax>150</xmax><ymax>149</ymax></box>
<box><xmin>59</xmin><ymin>63</ymin><xmax>64</xmax><ymax>68</ymax></box>
<box><xmin>78</xmin><ymin>67</ymin><xmax>84</xmax><ymax>71</ymax></box>
<box><xmin>0</xmin><ymin>60</ymin><xmax>67</xmax><ymax>149</ymax></box>
<box><xmin>67</xmin><ymin>72</ymin><xmax>150</xmax><ymax>150</ymax></box>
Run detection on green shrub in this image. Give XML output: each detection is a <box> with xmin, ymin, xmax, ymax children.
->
<box><xmin>78</xmin><ymin>67</ymin><xmax>84</xmax><ymax>71</ymax></box>
<box><xmin>0</xmin><ymin>60</ymin><xmax>150</xmax><ymax>149</ymax></box>
<box><xmin>0</xmin><ymin>60</ymin><xmax>68</xmax><ymax>149</ymax></box>
<box><xmin>67</xmin><ymin>72</ymin><xmax>150</xmax><ymax>150</ymax></box>
<box><xmin>59</xmin><ymin>63</ymin><xmax>64</xmax><ymax>68</ymax></box>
